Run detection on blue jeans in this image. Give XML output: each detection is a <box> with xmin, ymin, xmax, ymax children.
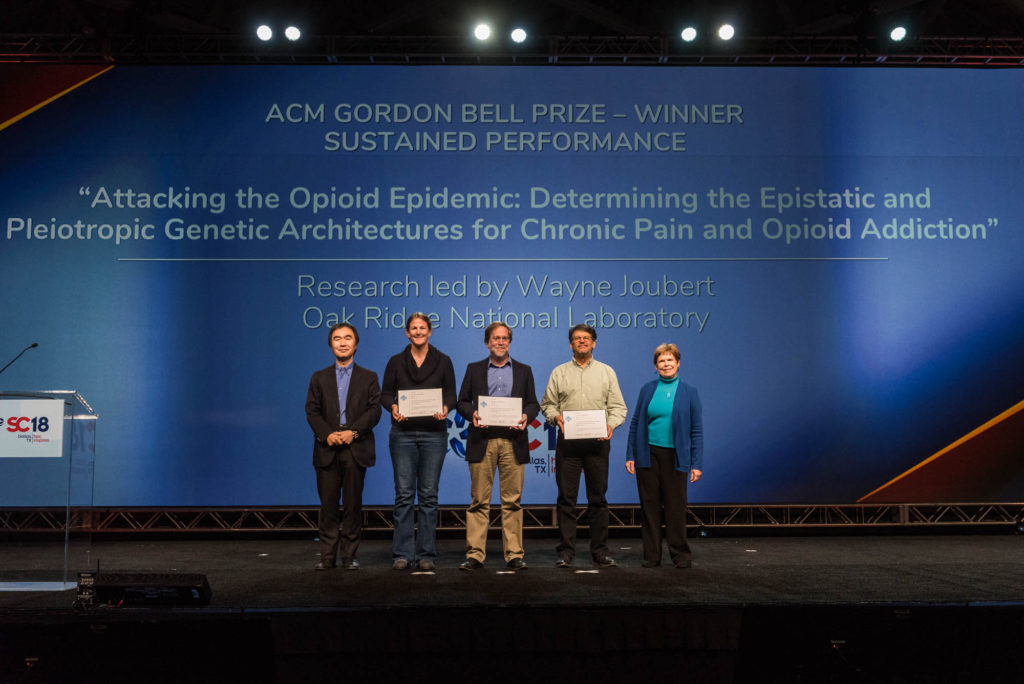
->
<box><xmin>390</xmin><ymin>429</ymin><xmax>447</xmax><ymax>562</ymax></box>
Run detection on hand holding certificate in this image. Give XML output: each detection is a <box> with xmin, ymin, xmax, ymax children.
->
<box><xmin>398</xmin><ymin>388</ymin><xmax>443</xmax><ymax>418</ymax></box>
<box><xmin>477</xmin><ymin>396</ymin><xmax>524</xmax><ymax>428</ymax></box>
<box><xmin>561</xmin><ymin>409</ymin><xmax>608</xmax><ymax>439</ymax></box>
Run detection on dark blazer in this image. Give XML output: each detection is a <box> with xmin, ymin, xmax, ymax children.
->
<box><xmin>456</xmin><ymin>357</ymin><xmax>540</xmax><ymax>465</ymax></box>
<box><xmin>305</xmin><ymin>363</ymin><xmax>381</xmax><ymax>468</ymax></box>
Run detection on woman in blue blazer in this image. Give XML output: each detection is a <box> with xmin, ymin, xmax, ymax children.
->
<box><xmin>625</xmin><ymin>343</ymin><xmax>703</xmax><ymax>568</ymax></box>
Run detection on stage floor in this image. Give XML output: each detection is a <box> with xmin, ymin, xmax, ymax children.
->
<box><xmin>3</xmin><ymin>534</ymin><xmax>1024</xmax><ymax>683</ymax></box>
<box><xmin>2</xmin><ymin>533</ymin><xmax>1024</xmax><ymax>610</ymax></box>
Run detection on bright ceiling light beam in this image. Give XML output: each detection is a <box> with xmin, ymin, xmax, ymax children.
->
<box><xmin>473</xmin><ymin>23</ymin><xmax>492</xmax><ymax>41</ymax></box>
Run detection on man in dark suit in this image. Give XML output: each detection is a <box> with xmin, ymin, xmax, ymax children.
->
<box><xmin>305</xmin><ymin>323</ymin><xmax>381</xmax><ymax>570</ymax></box>
<box><xmin>455</xmin><ymin>321</ymin><xmax>540</xmax><ymax>570</ymax></box>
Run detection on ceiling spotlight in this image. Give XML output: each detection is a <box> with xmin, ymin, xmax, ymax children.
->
<box><xmin>890</xmin><ymin>26</ymin><xmax>907</xmax><ymax>41</ymax></box>
<box><xmin>510</xmin><ymin>27</ymin><xmax>528</xmax><ymax>43</ymax></box>
<box><xmin>680</xmin><ymin>26</ymin><xmax>698</xmax><ymax>42</ymax></box>
<box><xmin>473</xmin><ymin>23</ymin><xmax>492</xmax><ymax>41</ymax></box>
<box><xmin>284</xmin><ymin>26</ymin><xmax>301</xmax><ymax>41</ymax></box>
<box><xmin>718</xmin><ymin>24</ymin><xmax>735</xmax><ymax>40</ymax></box>
<box><xmin>256</xmin><ymin>24</ymin><xmax>272</xmax><ymax>41</ymax></box>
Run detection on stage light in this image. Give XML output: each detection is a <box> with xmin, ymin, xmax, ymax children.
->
<box><xmin>681</xmin><ymin>26</ymin><xmax>697</xmax><ymax>42</ymax></box>
<box><xmin>256</xmin><ymin>25</ymin><xmax>272</xmax><ymax>41</ymax></box>
<box><xmin>284</xmin><ymin>26</ymin><xmax>301</xmax><ymax>41</ymax></box>
<box><xmin>510</xmin><ymin>27</ymin><xmax>527</xmax><ymax>43</ymax></box>
<box><xmin>473</xmin><ymin>23</ymin><xmax>492</xmax><ymax>41</ymax></box>
<box><xmin>890</xmin><ymin>26</ymin><xmax>907</xmax><ymax>41</ymax></box>
<box><xmin>718</xmin><ymin>24</ymin><xmax>735</xmax><ymax>41</ymax></box>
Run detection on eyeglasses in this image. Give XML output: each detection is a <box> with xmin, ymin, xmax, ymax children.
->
<box><xmin>489</xmin><ymin>336</ymin><xmax>511</xmax><ymax>342</ymax></box>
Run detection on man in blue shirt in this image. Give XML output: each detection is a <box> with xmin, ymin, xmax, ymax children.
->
<box><xmin>305</xmin><ymin>323</ymin><xmax>381</xmax><ymax>570</ymax></box>
<box><xmin>456</xmin><ymin>322</ymin><xmax>540</xmax><ymax>570</ymax></box>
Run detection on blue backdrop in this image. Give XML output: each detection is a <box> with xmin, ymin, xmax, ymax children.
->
<box><xmin>1</xmin><ymin>66</ymin><xmax>1021</xmax><ymax>506</ymax></box>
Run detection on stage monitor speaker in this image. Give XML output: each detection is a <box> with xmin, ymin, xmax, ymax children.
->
<box><xmin>76</xmin><ymin>572</ymin><xmax>211</xmax><ymax>608</ymax></box>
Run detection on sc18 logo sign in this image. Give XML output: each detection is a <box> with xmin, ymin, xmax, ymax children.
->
<box><xmin>0</xmin><ymin>399</ymin><xmax>64</xmax><ymax>458</ymax></box>
<box><xmin>2</xmin><ymin>416</ymin><xmax>52</xmax><ymax>432</ymax></box>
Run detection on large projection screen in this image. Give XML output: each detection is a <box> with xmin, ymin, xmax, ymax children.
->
<box><xmin>2</xmin><ymin>65</ymin><xmax>1022</xmax><ymax>507</ymax></box>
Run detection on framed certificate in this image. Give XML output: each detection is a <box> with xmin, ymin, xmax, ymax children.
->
<box><xmin>398</xmin><ymin>388</ymin><xmax>443</xmax><ymax>417</ymax></box>
<box><xmin>561</xmin><ymin>409</ymin><xmax>607</xmax><ymax>439</ymax></box>
<box><xmin>477</xmin><ymin>396</ymin><xmax>523</xmax><ymax>427</ymax></box>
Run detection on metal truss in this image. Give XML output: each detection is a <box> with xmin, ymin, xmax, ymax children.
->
<box><xmin>1</xmin><ymin>34</ymin><xmax>1022</xmax><ymax>67</ymax></box>
<box><xmin>2</xmin><ymin>503</ymin><xmax>1022</xmax><ymax>534</ymax></box>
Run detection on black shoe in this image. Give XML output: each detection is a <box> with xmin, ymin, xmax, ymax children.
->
<box><xmin>392</xmin><ymin>559</ymin><xmax>410</xmax><ymax>571</ymax></box>
<box><xmin>674</xmin><ymin>560</ymin><xmax>692</xmax><ymax>569</ymax></box>
<box><xmin>340</xmin><ymin>558</ymin><xmax>359</xmax><ymax>570</ymax></box>
<box><xmin>555</xmin><ymin>557</ymin><xmax>572</xmax><ymax>568</ymax></box>
<box><xmin>506</xmin><ymin>558</ymin><xmax>527</xmax><ymax>570</ymax></box>
<box><xmin>314</xmin><ymin>559</ymin><xmax>336</xmax><ymax>571</ymax></box>
<box><xmin>641</xmin><ymin>560</ymin><xmax>660</xmax><ymax>568</ymax></box>
<box><xmin>459</xmin><ymin>558</ymin><xmax>484</xmax><ymax>571</ymax></box>
<box><xmin>593</xmin><ymin>556</ymin><xmax>617</xmax><ymax>567</ymax></box>
<box><xmin>417</xmin><ymin>559</ymin><xmax>436</xmax><ymax>571</ymax></box>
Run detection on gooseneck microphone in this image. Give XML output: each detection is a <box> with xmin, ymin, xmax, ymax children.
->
<box><xmin>0</xmin><ymin>342</ymin><xmax>39</xmax><ymax>375</ymax></box>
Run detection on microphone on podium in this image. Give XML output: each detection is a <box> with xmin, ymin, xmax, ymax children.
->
<box><xmin>0</xmin><ymin>342</ymin><xmax>39</xmax><ymax>375</ymax></box>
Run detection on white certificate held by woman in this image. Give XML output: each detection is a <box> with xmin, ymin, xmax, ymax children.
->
<box><xmin>561</xmin><ymin>409</ymin><xmax>607</xmax><ymax>439</ymax></box>
<box><xmin>477</xmin><ymin>396</ymin><xmax>523</xmax><ymax>427</ymax></box>
<box><xmin>398</xmin><ymin>387</ymin><xmax>443</xmax><ymax>417</ymax></box>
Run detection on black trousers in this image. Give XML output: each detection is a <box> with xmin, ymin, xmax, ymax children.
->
<box><xmin>635</xmin><ymin>444</ymin><xmax>691</xmax><ymax>564</ymax></box>
<box><xmin>315</xmin><ymin>446</ymin><xmax>366</xmax><ymax>563</ymax></box>
<box><xmin>554</xmin><ymin>435</ymin><xmax>610</xmax><ymax>560</ymax></box>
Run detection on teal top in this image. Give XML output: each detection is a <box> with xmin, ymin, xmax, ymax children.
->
<box><xmin>646</xmin><ymin>375</ymin><xmax>679</xmax><ymax>448</ymax></box>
